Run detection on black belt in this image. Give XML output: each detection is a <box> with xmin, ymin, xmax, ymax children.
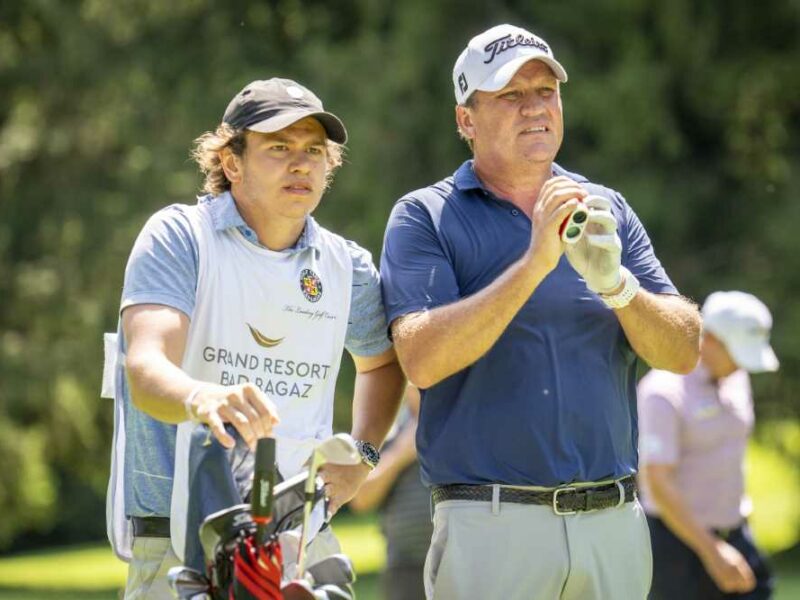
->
<box><xmin>131</xmin><ymin>516</ymin><xmax>171</xmax><ymax>538</ymax></box>
<box><xmin>432</xmin><ymin>476</ymin><xmax>637</xmax><ymax>515</ymax></box>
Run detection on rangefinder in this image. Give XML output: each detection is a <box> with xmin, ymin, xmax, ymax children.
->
<box><xmin>559</xmin><ymin>202</ymin><xmax>589</xmax><ymax>244</ymax></box>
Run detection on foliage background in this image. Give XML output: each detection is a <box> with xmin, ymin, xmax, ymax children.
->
<box><xmin>0</xmin><ymin>0</ymin><xmax>798</xmax><ymax>552</ymax></box>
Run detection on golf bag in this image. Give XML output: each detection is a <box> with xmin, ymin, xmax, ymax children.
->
<box><xmin>169</xmin><ymin>424</ymin><xmax>356</xmax><ymax>600</ymax></box>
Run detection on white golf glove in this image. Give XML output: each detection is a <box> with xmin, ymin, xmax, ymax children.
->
<box><xmin>564</xmin><ymin>195</ymin><xmax>623</xmax><ymax>294</ymax></box>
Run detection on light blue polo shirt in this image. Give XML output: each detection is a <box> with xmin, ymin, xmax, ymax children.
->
<box><xmin>380</xmin><ymin>160</ymin><xmax>678</xmax><ymax>488</ymax></box>
<box><xmin>120</xmin><ymin>192</ymin><xmax>391</xmax><ymax>517</ymax></box>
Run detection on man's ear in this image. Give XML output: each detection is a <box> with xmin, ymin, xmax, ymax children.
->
<box><xmin>220</xmin><ymin>147</ymin><xmax>243</xmax><ymax>184</ymax></box>
<box><xmin>455</xmin><ymin>104</ymin><xmax>476</xmax><ymax>142</ymax></box>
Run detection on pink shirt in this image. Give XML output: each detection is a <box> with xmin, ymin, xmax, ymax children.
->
<box><xmin>637</xmin><ymin>365</ymin><xmax>754</xmax><ymax>528</ymax></box>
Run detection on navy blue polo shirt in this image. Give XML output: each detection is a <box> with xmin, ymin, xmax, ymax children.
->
<box><xmin>380</xmin><ymin>160</ymin><xmax>678</xmax><ymax>487</ymax></box>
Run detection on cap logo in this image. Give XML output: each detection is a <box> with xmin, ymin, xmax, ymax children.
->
<box><xmin>286</xmin><ymin>86</ymin><xmax>305</xmax><ymax>99</ymax></box>
<box><xmin>458</xmin><ymin>73</ymin><xmax>468</xmax><ymax>94</ymax></box>
<box><xmin>484</xmin><ymin>33</ymin><xmax>549</xmax><ymax>64</ymax></box>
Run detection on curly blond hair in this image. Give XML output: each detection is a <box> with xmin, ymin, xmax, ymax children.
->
<box><xmin>191</xmin><ymin>123</ymin><xmax>345</xmax><ymax>196</ymax></box>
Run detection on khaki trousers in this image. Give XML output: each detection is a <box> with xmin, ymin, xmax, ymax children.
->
<box><xmin>124</xmin><ymin>536</ymin><xmax>182</xmax><ymax>599</ymax></box>
<box><xmin>424</xmin><ymin>497</ymin><xmax>652</xmax><ymax>600</ymax></box>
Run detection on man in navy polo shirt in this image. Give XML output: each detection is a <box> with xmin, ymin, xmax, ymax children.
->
<box><xmin>380</xmin><ymin>24</ymin><xmax>702</xmax><ymax>600</ymax></box>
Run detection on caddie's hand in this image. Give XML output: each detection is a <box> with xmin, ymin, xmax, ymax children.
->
<box><xmin>186</xmin><ymin>383</ymin><xmax>280</xmax><ymax>450</ymax></box>
<box><xmin>318</xmin><ymin>462</ymin><xmax>371</xmax><ymax>516</ymax></box>
<box><xmin>530</xmin><ymin>176</ymin><xmax>588</xmax><ymax>273</ymax></box>
<box><xmin>564</xmin><ymin>195</ymin><xmax>623</xmax><ymax>294</ymax></box>
<box><xmin>701</xmin><ymin>539</ymin><xmax>756</xmax><ymax>594</ymax></box>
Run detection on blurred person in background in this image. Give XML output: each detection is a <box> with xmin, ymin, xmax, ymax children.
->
<box><xmin>350</xmin><ymin>385</ymin><xmax>433</xmax><ymax>600</ymax></box>
<box><xmin>638</xmin><ymin>291</ymin><xmax>778</xmax><ymax>599</ymax></box>
<box><xmin>105</xmin><ymin>77</ymin><xmax>404</xmax><ymax>598</ymax></box>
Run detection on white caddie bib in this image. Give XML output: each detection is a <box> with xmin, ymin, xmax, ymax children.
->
<box><xmin>106</xmin><ymin>201</ymin><xmax>353</xmax><ymax>561</ymax></box>
<box><xmin>170</xmin><ymin>205</ymin><xmax>353</xmax><ymax>558</ymax></box>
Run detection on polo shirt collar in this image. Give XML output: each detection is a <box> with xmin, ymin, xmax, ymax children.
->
<box><xmin>200</xmin><ymin>191</ymin><xmax>322</xmax><ymax>254</ymax></box>
<box><xmin>453</xmin><ymin>160</ymin><xmax>484</xmax><ymax>192</ymax></box>
<box><xmin>452</xmin><ymin>160</ymin><xmax>588</xmax><ymax>193</ymax></box>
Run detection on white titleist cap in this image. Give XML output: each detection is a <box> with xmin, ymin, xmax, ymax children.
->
<box><xmin>453</xmin><ymin>24</ymin><xmax>568</xmax><ymax>105</ymax></box>
<box><xmin>702</xmin><ymin>291</ymin><xmax>779</xmax><ymax>373</ymax></box>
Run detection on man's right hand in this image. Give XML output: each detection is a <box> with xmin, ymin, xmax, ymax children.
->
<box><xmin>186</xmin><ymin>382</ymin><xmax>280</xmax><ymax>449</ymax></box>
<box><xmin>529</xmin><ymin>176</ymin><xmax>588</xmax><ymax>273</ymax></box>
<box><xmin>700</xmin><ymin>539</ymin><xmax>756</xmax><ymax>594</ymax></box>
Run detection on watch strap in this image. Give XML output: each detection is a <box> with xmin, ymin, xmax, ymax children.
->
<box><xmin>600</xmin><ymin>267</ymin><xmax>640</xmax><ymax>309</ymax></box>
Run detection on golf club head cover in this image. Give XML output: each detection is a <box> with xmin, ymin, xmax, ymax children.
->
<box><xmin>232</xmin><ymin>536</ymin><xmax>282</xmax><ymax>599</ymax></box>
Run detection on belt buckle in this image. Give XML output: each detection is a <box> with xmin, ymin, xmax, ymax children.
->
<box><xmin>553</xmin><ymin>486</ymin><xmax>577</xmax><ymax>515</ymax></box>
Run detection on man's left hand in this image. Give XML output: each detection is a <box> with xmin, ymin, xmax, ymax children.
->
<box><xmin>318</xmin><ymin>462</ymin><xmax>372</xmax><ymax>515</ymax></box>
<box><xmin>565</xmin><ymin>195</ymin><xmax>623</xmax><ymax>294</ymax></box>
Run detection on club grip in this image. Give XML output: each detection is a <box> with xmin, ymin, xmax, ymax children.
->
<box><xmin>252</xmin><ymin>437</ymin><xmax>276</xmax><ymax>522</ymax></box>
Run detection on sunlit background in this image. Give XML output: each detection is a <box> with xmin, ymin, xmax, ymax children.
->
<box><xmin>0</xmin><ymin>1</ymin><xmax>798</xmax><ymax>597</ymax></box>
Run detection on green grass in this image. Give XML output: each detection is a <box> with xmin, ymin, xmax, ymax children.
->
<box><xmin>0</xmin><ymin>514</ymin><xmax>798</xmax><ymax>599</ymax></box>
<box><xmin>0</xmin><ymin>574</ymin><xmax>380</xmax><ymax>600</ymax></box>
<box><xmin>0</xmin><ymin>514</ymin><xmax>383</xmax><ymax>599</ymax></box>
<box><xmin>747</xmin><ymin>422</ymin><xmax>800</xmax><ymax>554</ymax></box>
<box><xmin>1</xmin><ymin>425</ymin><xmax>799</xmax><ymax>600</ymax></box>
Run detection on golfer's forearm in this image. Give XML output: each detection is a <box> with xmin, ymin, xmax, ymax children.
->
<box><xmin>350</xmin><ymin>361</ymin><xmax>406</xmax><ymax>447</ymax></box>
<box><xmin>617</xmin><ymin>291</ymin><xmax>700</xmax><ymax>374</ymax></box>
<box><xmin>393</xmin><ymin>254</ymin><xmax>551</xmax><ymax>388</ymax></box>
<box><xmin>647</xmin><ymin>471</ymin><xmax>718</xmax><ymax>559</ymax></box>
<box><xmin>125</xmin><ymin>350</ymin><xmax>199</xmax><ymax>423</ymax></box>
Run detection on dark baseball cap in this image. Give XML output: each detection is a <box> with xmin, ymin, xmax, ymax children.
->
<box><xmin>222</xmin><ymin>78</ymin><xmax>347</xmax><ymax>144</ymax></box>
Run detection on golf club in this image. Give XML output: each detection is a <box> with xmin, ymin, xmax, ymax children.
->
<box><xmin>167</xmin><ymin>566</ymin><xmax>212</xmax><ymax>599</ymax></box>
<box><xmin>198</xmin><ymin>504</ymin><xmax>254</xmax><ymax>566</ymax></box>
<box><xmin>305</xmin><ymin>554</ymin><xmax>356</xmax><ymax>586</ymax></box>
<box><xmin>314</xmin><ymin>584</ymin><xmax>355</xmax><ymax>600</ymax></box>
<box><xmin>281</xmin><ymin>578</ymin><xmax>317</xmax><ymax>600</ymax></box>
<box><xmin>296</xmin><ymin>434</ymin><xmax>360</xmax><ymax>578</ymax></box>
<box><xmin>252</xmin><ymin>436</ymin><xmax>277</xmax><ymax>545</ymax></box>
<box><xmin>271</xmin><ymin>471</ymin><xmax>325</xmax><ymax>535</ymax></box>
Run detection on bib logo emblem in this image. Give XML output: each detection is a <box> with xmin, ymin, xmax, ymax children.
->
<box><xmin>247</xmin><ymin>324</ymin><xmax>284</xmax><ymax>348</ymax></box>
<box><xmin>300</xmin><ymin>269</ymin><xmax>323</xmax><ymax>303</ymax></box>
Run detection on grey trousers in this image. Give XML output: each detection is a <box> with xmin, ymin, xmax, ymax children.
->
<box><xmin>424</xmin><ymin>497</ymin><xmax>652</xmax><ymax>600</ymax></box>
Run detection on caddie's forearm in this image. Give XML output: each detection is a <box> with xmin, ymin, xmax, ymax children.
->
<box><xmin>616</xmin><ymin>290</ymin><xmax>700</xmax><ymax>374</ymax></box>
<box><xmin>646</xmin><ymin>467</ymin><xmax>720</xmax><ymax>560</ymax></box>
<box><xmin>393</xmin><ymin>252</ymin><xmax>551</xmax><ymax>389</ymax></box>
<box><xmin>349</xmin><ymin>425</ymin><xmax>417</xmax><ymax>512</ymax></box>
<box><xmin>350</xmin><ymin>360</ymin><xmax>406</xmax><ymax>448</ymax></box>
<box><xmin>125</xmin><ymin>350</ymin><xmax>199</xmax><ymax>423</ymax></box>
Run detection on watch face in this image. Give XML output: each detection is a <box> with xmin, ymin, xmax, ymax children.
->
<box><xmin>356</xmin><ymin>440</ymin><xmax>380</xmax><ymax>468</ymax></box>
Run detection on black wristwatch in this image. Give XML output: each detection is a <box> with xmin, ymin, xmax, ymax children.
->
<box><xmin>354</xmin><ymin>440</ymin><xmax>380</xmax><ymax>470</ymax></box>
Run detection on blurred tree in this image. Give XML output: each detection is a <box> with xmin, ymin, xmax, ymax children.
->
<box><xmin>0</xmin><ymin>0</ymin><xmax>797</xmax><ymax>550</ymax></box>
